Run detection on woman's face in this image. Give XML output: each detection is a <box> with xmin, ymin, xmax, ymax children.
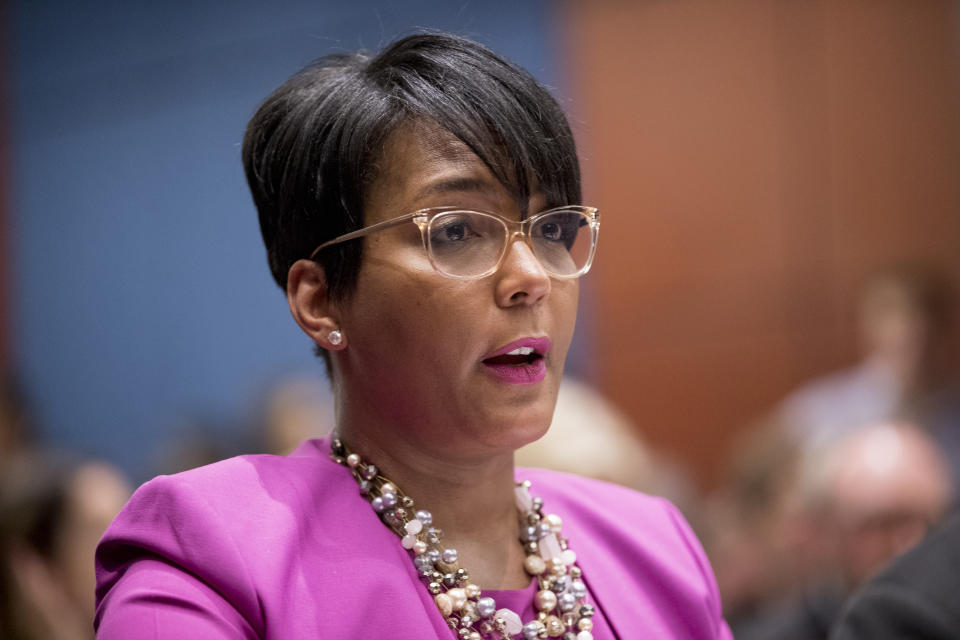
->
<box><xmin>332</xmin><ymin>120</ymin><xmax>579</xmax><ymax>460</ymax></box>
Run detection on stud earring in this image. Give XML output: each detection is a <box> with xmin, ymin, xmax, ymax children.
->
<box><xmin>328</xmin><ymin>329</ymin><xmax>343</xmax><ymax>346</ymax></box>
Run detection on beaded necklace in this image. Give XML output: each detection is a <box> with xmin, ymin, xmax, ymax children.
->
<box><xmin>331</xmin><ymin>437</ymin><xmax>596</xmax><ymax>640</ymax></box>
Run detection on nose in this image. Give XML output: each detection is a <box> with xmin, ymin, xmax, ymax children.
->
<box><xmin>494</xmin><ymin>233</ymin><xmax>551</xmax><ymax>307</ymax></box>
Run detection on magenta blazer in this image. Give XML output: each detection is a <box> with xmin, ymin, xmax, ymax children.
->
<box><xmin>95</xmin><ymin>438</ymin><xmax>732</xmax><ymax>639</ymax></box>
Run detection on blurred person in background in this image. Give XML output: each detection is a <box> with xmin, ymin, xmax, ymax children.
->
<box><xmin>1</xmin><ymin>459</ymin><xmax>131</xmax><ymax>640</ymax></box>
<box><xmin>830</xmin><ymin>511</ymin><xmax>960</xmax><ymax>640</ymax></box>
<box><xmin>703</xmin><ymin>421</ymin><xmax>812</xmax><ymax>633</ymax></box>
<box><xmin>1</xmin><ymin>376</ymin><xmax>35</xmax><ymax>465</ymax></box>
<box><xmin>255</xmin><ymin>375</ymin><xmax>334</xmax><ymax>456</ymax></box>
<box><xmin>735</xmin><ymin>420</ymin><xmax>952</xmax><ymax>640</ymax></box>
<box><xmin>778</xmin><ymin>266</ymin><xmax>960</xmax><ymax>473</ymax></box>
<box><xmin>515</xmin><ymin>376</ymin><xmax>695</xmax><ymax>510</ymax></box>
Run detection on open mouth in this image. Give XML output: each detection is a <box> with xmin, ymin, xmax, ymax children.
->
<box><xmin>481</xmin><ymin>339</ymin><xmax>550</xmax><ymax>385</ymax></box>
<box><xmin>482</xmin><ymin>346</ymin><xmax>543</xmax><ymax>367</ymax></box>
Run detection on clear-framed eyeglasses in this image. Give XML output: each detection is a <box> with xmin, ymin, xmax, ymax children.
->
<box><xmin>309</xmin><ymin>206</ymin><xmax>600</xmax><ymax>280</ymax></box>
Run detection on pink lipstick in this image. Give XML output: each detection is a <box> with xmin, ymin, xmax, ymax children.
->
<box><xmin>481</xmin><ymin>337</ymin><xmax>551</xmax><ymax>385</ymax></box>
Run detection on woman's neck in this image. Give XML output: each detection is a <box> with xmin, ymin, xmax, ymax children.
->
<box><xmin>336</xmin><ymin>416</ymin><xmax>531</xmax><ymax>589</ymax></box>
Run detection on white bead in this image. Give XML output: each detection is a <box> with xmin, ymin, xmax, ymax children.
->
<box><xmin>577</xmin><ymin>631</ymin><xmax>593</xmax><ymax>640</ymax></box>
<box><xmin>447</xmin><ymin>587</ymin><xmax>467</xmax><ymax>611</ymax></box>
<box><xmin>544</xmin><ymin>513</ymin><xmax>563</xmax><ymax>533</ymax></box>
<box><xmin>561</xmin><ymin>549</ymin><xmax>577</xmax><ymax>566</ymax></box>
<box><xmin>412</xmin><ymin>540</ymin><xmax>427</xmax><ymax>554</ymax></box>
<box><xmin>404</xmin><ymin>519</ymin><xmax>423</xmax><ymax>535</ymax></box>
<box><xmin>515</xmin><ymin>485</ymin><xmax>533</xmax><ymax>511</ymax></box>
<box><xmin>401</xmin><ymin>534</ymin><xmax>417</xmax><ymax>549</ymax></box>
<box><xmin>346</xmin><ymin>453</ymin><xmax>361</xmax><ymax>467</ymax></box>
<box><xmin>495</xmin><ymin>609</ymin><xmax>523</xmax><ymax>635</ymax></box>
<box><xmin>539</xmin><ymin>533</ymin><xmax>563</xmax><ymax>561</ymax></box>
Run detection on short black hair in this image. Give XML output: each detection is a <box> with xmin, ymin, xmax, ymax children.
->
<box><xmin>242</xmin><ymin>32</ymin><xmax>581</xmax><ymax>363</ymax></box>
<box><xmin>243</xmin><ymin>33</ymin><xmax>580</xmax><ymax>298</ymax></box>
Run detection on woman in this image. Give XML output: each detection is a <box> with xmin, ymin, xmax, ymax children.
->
<box><xmin>95</xmin><ymin>33</ymin><xmax>731</xmax><ymax>639</ymax></box>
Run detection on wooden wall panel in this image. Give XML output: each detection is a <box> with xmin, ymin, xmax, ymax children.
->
<box><xmin>561</xmin><ymin>0</ymin><xmax>960</xmax><ymax>489</ymax></box>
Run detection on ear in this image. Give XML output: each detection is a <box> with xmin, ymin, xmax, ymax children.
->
<box><xmin>287</xmin><ymin>259</ymin><xmax>347</xmax><ymax>351</ymax></box>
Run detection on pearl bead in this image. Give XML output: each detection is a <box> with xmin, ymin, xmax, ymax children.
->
<box><xmin>442</xmin><ymin>548</ymin><xmax>459</xmax><ymax>564</ymax></box>
<box><xmin>476</xmin><ymin>597</ymin><xmax>497</xmax><ymax>618</ymax></box>
<box><xmin>447</xmin><ymin>587</ymin><xmax>467</xmax><ymax>611</ymax></box>
<box><xmin>576</xmin><ymin>631</ymin><xmax>593</xmax><ymax>640</ymax></box>
<box><xmin>426</xmin><ymin>549</ymin><xmax>441</xmax><ymax>564</ymax></box>
<box><xmin>544</xmin><ymin>513</ymin><xmax>563</xmax><ymax>533</ymax></box>
<box><xmin>381</xmin><ymin>492</ymin><xmax>397</xmax><ymax>509</ymax></box>
<box><xmin>405</xmin><ymin>519</ymin><xmax>423</xmax><ymax>535</ymax></box>
<box><xmin>416</xmin><ymin>509</ymin><xmax>433</xmax><ymax>526</ymax></box>
<box><xmin>522</xmin><ymin>621</ymin><xmax>544</xmax><ymax>639</ymax></box>
<box><xmin>346</xmin><ymin>453</ymin><xmax>360</xmax><ymax>467</ymax></box>
<box><xmin>570</xmin><ymin>580</ymin><xmax>587</xmax><ymax>600</ymax></box>
<box><xmin>524</xmin><ymin>555</ymin><xmax>547</xmax><ymax>576</ymax></box>
<box><xmin>558</xmin><ymin>592</ymin><xmax>577</xmax><ymax>612</ymax></box>
<box><xmin>538</xmin><ymin>522</ymin><xmax>552</xmax><ymax>539</ymax></box>
<box><xmin>412</xmin><ymin>540</ymin><xmax>427</xmax><ymax>554</ymax></box>
<box><xmin>465</xmin><ymin>583</ymin><xmax>482</xmax><ymax>599</ymax></box>
<box><xmin>561</xmin><ymin>549</ymin><xmax>577</xmax><ymax>566</ymax></box>
<box><xmin>370</xmin><ymin>496</ymin><xmax>384</xmax><ymax>513</ymax></box>
<box><xmin>578</xmin><ymin>618</ymin><xmax>593</xmax><ymax>631</ymax></box>
<box><xmin>435</xmin><ymin>593</ymin><xmax>453</xmax><ymax>617</ymax></box>
<box><xmin>380</xmin><ymin>483</ymin><xmax>396</xmax><ymax>495</ymax></box>
<box><xmin>534</xmin><ymin>589</ymin><xmax>558</xmax><ymax>612</ymax></box>
<box><xmin>401</xmin><ymin>534</ymin><xmax>417</xmax><ymax>549</ymax></box>
<box><xmin>468</xmin><ymin>633</ymin><xmax>482</xmax><ymax>640</ymax></box>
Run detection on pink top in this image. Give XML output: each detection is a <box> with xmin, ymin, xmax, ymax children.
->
<box><xmin>95</xmin><ymin>438</ymin><xmax>732</xmax><ymax>639</ymax></box>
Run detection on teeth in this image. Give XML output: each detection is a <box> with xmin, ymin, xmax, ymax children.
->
<box><xmin>507</xmin><ymin>347</ymin><xmax>535</xmax><ymax>356</ymax></box>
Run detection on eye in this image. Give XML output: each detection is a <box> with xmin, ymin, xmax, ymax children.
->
<box><xmin>539</xmin><ymin>221</ymin><xmax>563</xmax><ymax>241</ymax></box>
<box><xmin>430</xmin><ymin>214</ymin><xmax>481</xmax><ymax>246</ymax></box>
<box><xmin>533</xmin><ymin>213</ymin><xmax>582</xmax><ymax>248</ymax></box>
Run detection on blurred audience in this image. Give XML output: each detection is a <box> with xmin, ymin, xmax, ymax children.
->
<box><xmin>1</xmin><ymin>375</ymin><xmax>34</xmax><ymax>464</ymax></box>
<box><xmin>732</xmin><ymin>421</ymin><xmax>952</xmax><ymax>640</ymax></box>
<box><xmin>830</xmin><ymin>512</ymin><xmax>960</xmax><ymax>640</ymax></box>
<box><xmin>254</xmin><ymin>375</ymin><xmax>334</xmax><ymax>456</ymax></box>
<box><xmin>1</xmin><ymin>457</ymin><xmax>131</xmax><ymax>640</ymax></box>
<box><xmin>703</xmin><ymin>421</ymin><xmax>811</xmax><ymax>629</ymax></box>
<box><xmin>779</xmin><ymin>266</ymin><xmax>960</xmax><ymax>471</ymax></box>
<box><xmin>516</xmin><ymin>377</ymin><xmax>695</xmax><ymax>511</ymax></box>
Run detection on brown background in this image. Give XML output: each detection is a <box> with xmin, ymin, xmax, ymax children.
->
<box><xmin>562</xmin><ymin>0</ymin><xmax>960</xmax><ymax>489</ymax></box>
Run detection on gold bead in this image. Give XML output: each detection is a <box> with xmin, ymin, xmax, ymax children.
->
<box><xmin>545</xmin><ymin>615</ymin><xmax>565</xmax><ymax>637</ymax></box>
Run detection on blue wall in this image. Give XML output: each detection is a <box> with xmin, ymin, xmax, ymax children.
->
<box><xmin>8</xmin><ymin>1</ymin><xmax>578</xmax><ymax>481</ymax></box>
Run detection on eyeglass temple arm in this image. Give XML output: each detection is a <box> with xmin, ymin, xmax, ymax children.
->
<box><xmin>308</xmin><ymin>213</ymin><xmax>423</xmax><ymax>260</ymax></box>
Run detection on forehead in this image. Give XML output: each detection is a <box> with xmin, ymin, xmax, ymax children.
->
<box><xmin>364</xmin><ymin>119</ymin><xmax>529</xmax><ymax>222</ymax></box>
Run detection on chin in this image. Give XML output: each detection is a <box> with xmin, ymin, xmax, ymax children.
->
<box><xmin>490</xmin><ymin>406</ymin><xmax>554</xmax><ymax>453</ymax></box>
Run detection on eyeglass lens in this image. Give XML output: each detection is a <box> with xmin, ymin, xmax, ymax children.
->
<box><xmin>426</xmin><ymin>210</ymin><xmax>592</xmax><ymax>277</ymax></box>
